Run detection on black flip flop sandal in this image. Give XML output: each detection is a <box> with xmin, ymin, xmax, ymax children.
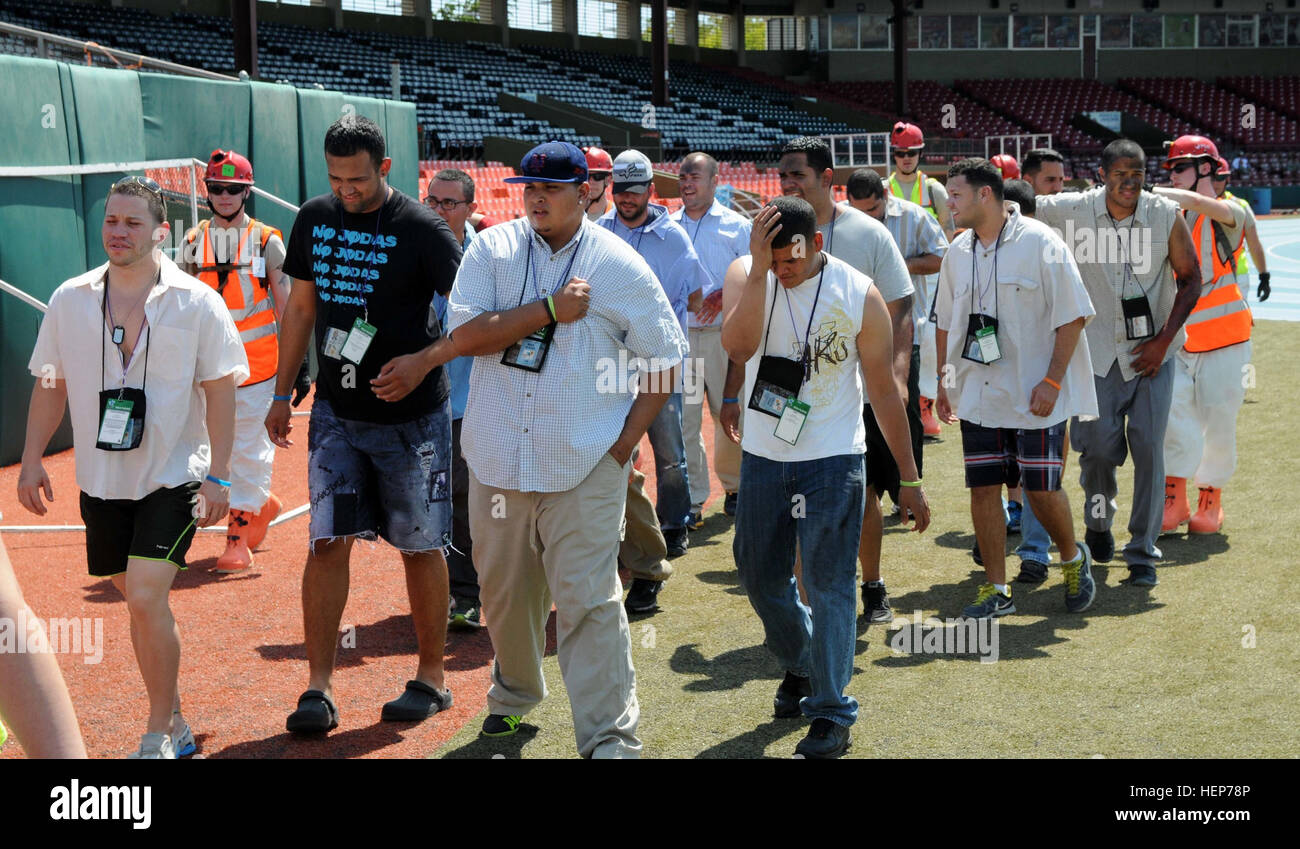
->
<box><xmin>286</xmin><ymin>689</ymin><xmax>339</xmax><ymax>734</ymax></box>
<box><xmin>380</xmin><ymin>679</ymin><xmax>453</xmax><ymax>722</ymax></box>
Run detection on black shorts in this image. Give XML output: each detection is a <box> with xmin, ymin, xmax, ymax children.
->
<box><xmin>79</xmin><ymin>482</ymin><xmax>201</xmax><ymax>577</ymax></box>
<box><xmin>959</xmin><ymin>421</ymin><xmax>1066</xmax><ymax>491</ymax></box>
<box><xmin>863</xmin><ymin>345</ymin><xmax>923</xmax><ymax>501</ymax></box>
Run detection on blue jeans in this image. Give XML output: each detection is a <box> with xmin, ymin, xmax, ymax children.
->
<box><xmin>733</xmin><ymin>450</ymin><xmax>866</xmax><ymax>727</ymax></box>
<box><xmin>645</xmin><ymin>392</ymin><xmax>692</xmax><ymax>532</ymax></box>
<box><xmin>1016</xmin><ymin>495</ymin><xmax>1051</xmax><ymax>566</ymax></box>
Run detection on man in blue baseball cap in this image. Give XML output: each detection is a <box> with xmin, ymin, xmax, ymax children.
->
<box><xmin>448</xmin><ymin>141</ymin><xmax>688</xmax><ymax>757</ymax></box>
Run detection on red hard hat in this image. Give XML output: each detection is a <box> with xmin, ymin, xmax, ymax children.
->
<box><xmin>991</xmin><ymin>154</ymin><xmax>1020</xmax><ymax>180</ymax></box>
<box><xmin>891</xmin><ymin>122</ymin><xmax>925</xmax><ymax>150</ymax></box>
<box><xmin>1161</xmin><ymin>135</ymin><xmax>1219</xmax><ymax>169</ymax></box>
<box><xmin>583</xmin><ymin>146</ymin><xmax>613</xmax><ymax>172</ymax></box>
<box><xmin>206</xmin><ymin>149</ymin><xmax>254</xmax><ymax>185</ymax></box>
<box><xmin>1215</xmin><ymin>156</ymin><xmax>1231</xmax><ymax>178</ymax></box>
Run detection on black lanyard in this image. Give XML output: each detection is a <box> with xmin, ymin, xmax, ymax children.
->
<box><xmin>515</xmin><ymin>232</ymin><xmax>584</xmax><ymax>306</ymax></box>
<box><xmin>824</xmin><ymin>206</ymin><xmax>838</xmax><ymax>254</ymax></box>
<box><xmin>762</xmin><ymin>253</ymin><xmax>828</xmax><ymax>374</ymax></box>
<box><xmin>100</xmin><ymin>271</ymin><xmax>153</xmax><ymax>394</ymax></box>
<box><xmin>969</xmin><ymin>216</ymin><xmax>1008</xmax><ymax>317</ymax></box>
<box><xmin>685</xmin><ymin>209</ymin><xmax>707</xmax><ymax>244</ymax></box>
<box><xmin>338</xmin><ymin>197</ymin><xmax>385</xmax><ymax>322</ymax></box>
<box><xmin>1106</xmin><ymin>210</ymin><xmax>1151</xmax><ymax>299</ymax></box>
<box><xmin>605</xmin><ymin>212</ymin><xmax>651</xmax><ymax>253</ymax></box>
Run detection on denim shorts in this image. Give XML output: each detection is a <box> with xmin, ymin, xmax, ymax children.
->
<box><xmin>308</xmin><ymin>397</ymin><xmax>453</xmax><ymax>553</ymax></box>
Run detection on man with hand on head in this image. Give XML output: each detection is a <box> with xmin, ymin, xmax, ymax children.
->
<box><xmin>19</xmin><ymin>176</ymin><xmax>248</xmax><ymax>759</ymax></box>
<box><xmin>1034</xmin><ymin>138</ymin><xmax>1201</xmax><ymax>588</ymax></box>
<box><xmin>270</xmin><ymin>115</ymin><xmax>464</xmax><ymax>735</ymax></box>
<box><xmin>723</xmin><ymin>196</ymin><xmax>929</xmax><ymax>759</ymax></box>
<box><xmin>766</xmin><ymin>136</ymin><xmax>914</xmax><ymax>624</ymax></box>
<box><xmin>449</xmin><ymin>141</ymin><xmax>687</xmax><ymax>757</ymax></box>
<box><xmin>933</xmin><ymin>158</ymin><xmax>1099</xmax><ymax>619</ymax></box>
<box><xmin>671</xmin><ymin>151</ymin><xmax>751</xmax><ymax>527</ymax></box>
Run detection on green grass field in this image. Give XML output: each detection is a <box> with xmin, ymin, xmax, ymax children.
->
<box><xmin>435</xmin><ymin>320</ymin><xmax>1300</xmax><ymax>759</ymax></box>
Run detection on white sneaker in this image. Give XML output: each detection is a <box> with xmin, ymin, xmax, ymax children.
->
<box><xmin>172</xmin><ymin>720</ymin><xmax>196</xmax><ymax>757</ymax></box>
<box><xmin>126</xmin><ymin>732</ymin><xmax>176</xmax><ymax>759</ymax></box>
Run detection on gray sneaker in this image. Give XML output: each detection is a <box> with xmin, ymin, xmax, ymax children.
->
<box><xmin>126</xmin><ymin>732</ymin><xmax>176</xmax><ymax>759</ymax></box>
<box><xmin>962</xmin><ymin>583</ymin><xmax>1015</xmax><ymax>619</ymax></box>
<box><xmin>1015</xmin><ymin>560</ymin><xmax>1049</xmax><ymax>584</ymax></box>
<box><xmin>1062</xmin><ymin>542</ymin><xmax>1097</xmax><ymax>613</ymax></box>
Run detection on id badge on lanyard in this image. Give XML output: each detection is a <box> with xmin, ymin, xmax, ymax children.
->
<box><xmin>502</xmin><ymin>234</ymin><xmax>581</xmax><ymax>373</ymax></box>
<box><xmin>747</xmin><ymin>258</ymin><xmax>826</xmax><ymax>444</ymax></box>
<box><xmin>97</xmin><ymin>274</ymin><xmax>151</xmax><ymax>452</ymax></box>
<box><xmin>963</xmin><ymin>314</ymin><xmax>1002</xmax><ymax>364</ymax></box>
<box><xmin>1122</xmin><ymin>294</ymin><xmax>1154</xmax><ymax>340</ymax></box>
<box><xmin>341</xmin><ymin>317</ymin><xmax>377</xmax><ymax>363</ymax></box>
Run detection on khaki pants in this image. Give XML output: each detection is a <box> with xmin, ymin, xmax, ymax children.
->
<box><xmin>683</xmin><ymin>326</ymin><xmax>741</xmax><ymax>506</ymax></box>
<box><xmin>620</xmin><ymin>445</ymin><xmax>673</xmax><ymax>581</ymax></box>
<box><xmin>469</xmin><ymin>453</ymin><xmax>641</xmax><ymax>759</ymax></box>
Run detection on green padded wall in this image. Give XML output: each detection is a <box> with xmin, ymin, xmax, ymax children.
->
<box><xmin>384</xmin><ymin>99</ymin><xmax>419</xmax><ymax>198</ymax></box>
<box><xmin>248</xmin><ymin>80</ymin><xmax>301</xmax><ymax>238</ymax></box>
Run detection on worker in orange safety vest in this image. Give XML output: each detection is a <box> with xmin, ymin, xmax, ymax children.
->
<box><xmin>182</xmin><ymin>150</ymin><xmax>294</xmax><ymax>572</ymax></box>
<box><xmin>1151</xmin><ymin>136</ymin><xmax>1252</xmax><ymax>536</ymax></box>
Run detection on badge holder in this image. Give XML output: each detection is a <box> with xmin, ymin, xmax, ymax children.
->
<box><xmin>96</xmin><ymin>387</ymin><xmax>147</xmax><ymax>451</ymax></box>
<box><xmin>1122</xmin><ymin>294</ymin><xmax>1155</xmax><ymax>341</ymax></box>
<box><xmin>962</xmin><ymin>314</ymin><xmax>1002</xmax><ymax>365</ymax></box>
<box><xmin>501</xmin><ymin>321</ymin><xmax>555</xmax><ymax>372</ymax></box>
<box><xmin>340</xmin><ymin>317</ymin><xmax>377</xmax><ymax>364</ymax></box>
<box><xmin>774</xmin><ymin>399</ymin><xmax>811</xmax><ymax>445</ymax></box>
<box><xmin>748</xmin><ymin>354</ymin><xmax>804</xmax><ymax>418</ymax></box>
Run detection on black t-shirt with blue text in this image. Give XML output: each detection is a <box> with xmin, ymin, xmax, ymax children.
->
<box><xmin>283</xmin><ymin>188</ymin><xmax>461</xmax><ymax>424</ymax></box>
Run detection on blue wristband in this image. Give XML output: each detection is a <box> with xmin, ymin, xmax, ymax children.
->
<box><xmin>722</xmin><ymin>397</ymin><xmax>739</xmax><ymax>404</ymax></box>
<box><xmin>205</xmin><ymin>474</ymin><xmax>231</xmax><ymax>488</ymax></box>
<box><xmin>273</xmin><ymin>394</ymin><xmax>292</xmax><ymax>402</ymax></box>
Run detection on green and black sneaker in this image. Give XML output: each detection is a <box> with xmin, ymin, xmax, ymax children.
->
<box><xmin>482</xmin><ymin>714</ymin><xmax>523</xmax><ymax>737</ymax></box>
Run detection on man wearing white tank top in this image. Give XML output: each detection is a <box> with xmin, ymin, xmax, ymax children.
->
<box><xmin>721</xmin><ymin>196</ymin><xmax>931</xmax><ymax>759</ymax></box>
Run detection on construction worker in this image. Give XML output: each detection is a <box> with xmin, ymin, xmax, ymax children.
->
<box><xmin>584</xmin><ymin>146</ymin><xmax>613</xmax><ymax>221</ymax></box>
<box><xmin>1213</xmin><ymin>157</ymin><xmax>1271</xmax><ymax>302</ymax></box>
<box><xmin>991</xmin><ymin>154</ymin><xmax>1020</xmax><ymax>181</ymax></box>
<box><xmin>182</xmin><ymin>150</ymin><xmax>291</xmax><ymax>572</ymax></box>
<box><xmin>888</xmin><ymin>122</ymin><xmax>953</xmax><ymax>443</ymax></box>
<box><xmin>1154</xmin><ymin>136</ymin><xmax>1252</xmax><ymax>536</ymax></box>
<box><xmin>887</xmin><ymin>122</ymin><xmax>956</xmax><ymax>241</ymax></box>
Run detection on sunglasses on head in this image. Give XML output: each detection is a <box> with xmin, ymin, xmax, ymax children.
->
<box><xmin>206</xmin><ymin>183</ymin><xmax>247</xmax><ymax>196</ymax></box>
<box><xmin>893</xmin><ymin>149</ymin><xmax>919</xmax><ymax>159</ymax></box>
<box><xmin>113</xmin><ymin>175</ymin><xmax>164</xmax><ymax>203</ymax></box>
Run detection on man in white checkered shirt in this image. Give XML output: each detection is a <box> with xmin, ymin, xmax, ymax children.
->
<box><xmin>447</xmin><ymin>141</ymin><xmax>688</xmax><ymax>758</ymax></box>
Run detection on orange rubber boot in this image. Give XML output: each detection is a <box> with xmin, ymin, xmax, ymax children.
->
<box><xmin>244</xmin><ymin>492</ymin><xmax>282</xmax><ymax>551</ymax></box>
<box><xmin>920</xmin><ymin>396</ymin><xmax>942</xmax><ymax>437</ymax></box>
<box><xmin>1161</xmin><ymin>477</ymin><xmax>1190</xmax><ymax>534</ymax></box>
<box><xmin>215</xmin><ymin>510</ymin><xmax>254</xmax><ymax>573</ymax></box>
<box><xmin>1189</xmin><ymin>486</ymin><xmax>1224</xmax><ymax>535</ymax></box>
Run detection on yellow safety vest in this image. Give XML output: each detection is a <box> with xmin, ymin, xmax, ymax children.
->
<box><xmin>888</xmin><ymin>173</ymin><xmax>940</xmax><ymax>220</ymax></box>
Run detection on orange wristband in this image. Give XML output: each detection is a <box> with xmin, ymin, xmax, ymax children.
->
<box><xmin>1043</xmin><ymin>377</ymin><xmax>1061</xmax><ymax>391</ymax></box>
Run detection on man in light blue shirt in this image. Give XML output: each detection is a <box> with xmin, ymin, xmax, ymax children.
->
<box><xmin>599</xmin><ymin>149</ymin><xmax>705</xmax><ymax>585</ymax></box>
<box><xmin>425</xmin><ymin>168</ymin><xmax>481</xmax><ymax>629</ymax></box>
<box><xmin>671</xmin><ymin>152</ymin><xmax>751</xmax><ymax>528</ymax></box>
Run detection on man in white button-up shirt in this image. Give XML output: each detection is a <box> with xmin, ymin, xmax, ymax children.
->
<box><xmin>447</xmin><ymin>141</ymin><xmax>688</xmax><ymax>758</ymax></box>
<box><xmin>933</xmin><ymin>159</ymin><xmax>1100</xmax><ymax>620</ymax></box>
<box><xmin>18</xmin><ymin>178</ymin><xmax>247</xmax><ymax>759</ymax></box>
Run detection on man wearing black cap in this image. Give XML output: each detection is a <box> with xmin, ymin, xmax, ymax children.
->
<box><xmin>449</xmin><ymin>141</ymin><xmax>688</xmax><ymax>758</ymax></box>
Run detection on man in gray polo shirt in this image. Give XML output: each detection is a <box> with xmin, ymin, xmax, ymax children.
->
<box><xmin>1035</xmin><ymin>138</ymin><xmax>1202</xmax><ymax>587</ymax></box>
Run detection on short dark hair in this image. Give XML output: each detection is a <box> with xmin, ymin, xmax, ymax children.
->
<box><xmin>767</xmin><ymin>196</ymin><xmax>818</xmax><ymax>251</ymax></box>
<box><xmin>948</xmin><ymin>158</ymin><xmax>1004</xmax><ymax>201</ymax></box>
<box><xmin>432</xmin><ymin>168</ymin><xmax>475</xmax><ymax>203</ymax></box>
<box><xmin>1100</xmin><ymin>138</ymin><xmax>1146</xmax><ymax>171</ymax></box>
<box><xmin>107</xmin><ymin>177</ymin><xmax>166</xmax><ymax>224</ymax></box>
<box><xmin>324</xmin><ymin>115</ymin><xmax>386</xmax><ymax>167</ymax></box>
<box><xmin>1002</xmin><ymin>179</ymin><xmax>1036</xmax><ymax>215</ymax></box>
<box><xmin>1021</xmin><ymin>148</ymin><xmax>1064</xmax><ymax>177</ymax></box>
<box><xmin>680</xmin><ymin>151</ymin><xmax>718</xmax><ymax>179</ymax></box>
<box><xmin>846</xmin><ymin>168</ymin><xmax>885</xmax><ymax>201</ymax></box>
<box><xmin>780</xmin><ymin>136</ymin><xmax>834</xmax><ymax>176</ymax></box>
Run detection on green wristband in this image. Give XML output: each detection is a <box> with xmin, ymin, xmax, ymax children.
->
<box><xmin>899</xmin><ymin>479</ymin><xmax>923</xmax><ymax>488</ymax></box>
<box><xmin>546</xmin><ymin>295</ymin><xmax>557</xmax><ymax>322</ymax></box>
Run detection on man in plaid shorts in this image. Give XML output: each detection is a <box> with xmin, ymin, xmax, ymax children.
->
<box><xmin>933</xmin><ymin>159</ymin><xmax>1100</xmax><ymax>618</ymax></box>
